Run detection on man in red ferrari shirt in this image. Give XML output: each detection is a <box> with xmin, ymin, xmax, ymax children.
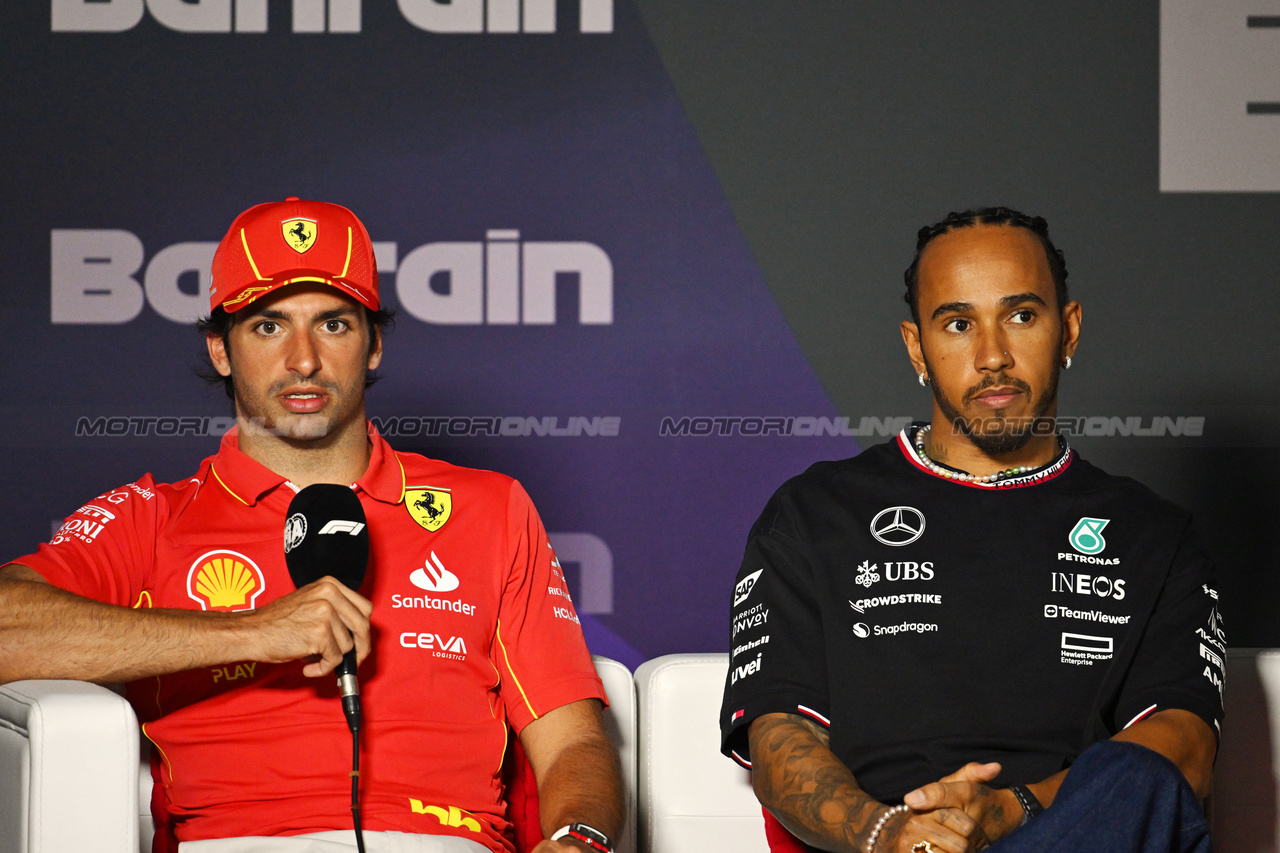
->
<box><xmin>0</xmin><ymin>198</ymin><xmax>623</xmax><ymax>853</ymax></box>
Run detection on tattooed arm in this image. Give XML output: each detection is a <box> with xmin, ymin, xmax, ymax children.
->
<box><xmin>748</xmin><ymin>713</ymin><xmax>1001</xmax><ymax>853</ymax></box>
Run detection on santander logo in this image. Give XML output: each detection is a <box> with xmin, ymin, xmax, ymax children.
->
<box><xmin>410</xmin><ymin>551</ymin><xmax>460</xmax><ymax>592</ymax></box>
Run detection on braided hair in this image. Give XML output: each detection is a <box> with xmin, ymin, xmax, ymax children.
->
<box><xmin>902</xmin><ymin>206</ymin><xmax>1069</xmax><ymax>324</ymax></box>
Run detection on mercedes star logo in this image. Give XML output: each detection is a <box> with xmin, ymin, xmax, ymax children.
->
<box><xmin>870</xmin><ymin>506</ymin><xmax>925</xmax><ymax>546</ymax></box>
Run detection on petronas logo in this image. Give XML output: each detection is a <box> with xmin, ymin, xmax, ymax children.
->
<box><xmin>1069</xmin><ymin>517</ymin><xmax>1110</xmax><ymax>555</ymax></box>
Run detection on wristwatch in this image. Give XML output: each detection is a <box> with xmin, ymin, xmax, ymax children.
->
<box><xmin>550</xmin><ymin>823</ymin><xmax>615</xmax><ymax>853</ymax></box>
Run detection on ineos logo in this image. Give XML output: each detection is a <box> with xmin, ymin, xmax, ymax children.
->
<box><xmin>870</xmin><ymin>507</ymin><xmax>925</xmax><ymax>547</ymax></box>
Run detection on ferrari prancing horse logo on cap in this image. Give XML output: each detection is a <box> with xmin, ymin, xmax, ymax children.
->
<box><xmin>282</xmin><ymin>218</ymin><xmax>317</xmax><ymax>254</ymax></box>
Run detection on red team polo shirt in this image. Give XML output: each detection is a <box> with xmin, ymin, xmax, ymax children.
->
<box><xmin>16</xmin><ymin>426</ymin><xmax>606</xmax><ymax>852</ymax></box>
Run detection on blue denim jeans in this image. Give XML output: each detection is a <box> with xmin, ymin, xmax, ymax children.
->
<box><xmin>990</xmin><ymin>740</ymin><xmax>1211</xmax><ymax>853</ymax></box>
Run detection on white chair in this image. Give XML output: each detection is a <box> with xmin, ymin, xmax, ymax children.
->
<box><xmin>593</xmin><ymin>656</ymin><xmax>638</xmax><ymax>853</ymax></box>
<box><xmin>1212</xmin><ymin>648</ymin><xmax>1280</xmax><ymax>851</ymax></box>
<box><xmin>0</xmin><ymin>656</ymin><xmax>636</xmax><ymax>853</ymax></box>
<box><xmin>0</xmin><ymin>679</ymin><xmax>142</xmax><ymax>853</ymax></box>
<box><xmin>634</xmin><ymin>653</ymin><xmax>768</xmax><ymax>853</ymax></box>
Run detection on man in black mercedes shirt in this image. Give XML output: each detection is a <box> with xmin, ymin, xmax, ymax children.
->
<box><xmin>719</xmin><ymin>207</ymin><xmax>1222</xmax><ymax>853</ymax></box>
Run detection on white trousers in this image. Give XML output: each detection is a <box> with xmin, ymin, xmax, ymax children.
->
<box><xmin>180</xmin><ymin>830</ymin><xmax>491</xmax><ymax>853</ymax></box>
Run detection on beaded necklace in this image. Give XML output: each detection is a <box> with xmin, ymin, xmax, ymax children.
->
<box><xmin>913</xmin><ymin>424</ymin><xmax>1038</xmax><ymax>485</ymax></box>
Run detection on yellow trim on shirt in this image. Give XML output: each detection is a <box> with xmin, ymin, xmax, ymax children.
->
<box><xmin>393</xmin><ymin>453</ymin><xmax>407</xmax><ymax>504</ymax></box>
<box><xmin>495</xmin><ymin>621</ymin><xmax>538</xmax><ymax>721</ymax></box>
<box><xmin>209</xmin><ymin>464</ymin><xmax>249</xmax><ymax>506</ymax></box>
<box><xmin>141</xmin><ymin>723</ymin><xmax>174</xmax><ymax>784</ymax></box>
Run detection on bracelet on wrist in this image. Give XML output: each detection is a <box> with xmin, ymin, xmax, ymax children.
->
<box><xmin>1007</xmin><ymin>784</ymin><xmax>1043</xmax><ymax>826</ymax></box>
<box><xmin>866</xmin><ymin>803</ymin><xmax>909</xmax><ymax>853</ymax></box>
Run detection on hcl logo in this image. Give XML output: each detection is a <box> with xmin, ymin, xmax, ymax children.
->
<box><xmin>51</xmin><ymin>0</ymin><xmax>612</xmax><ymax>33</ymax></box>
<box><xmin>51</xmin><ymin>229</ymin><xmax>613</xmax><ymax>326</ymax></box>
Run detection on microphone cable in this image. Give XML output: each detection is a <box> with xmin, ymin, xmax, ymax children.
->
<box><xmin>342</xmin><ymin>659</ymin><xmax>367</xmax><ymax>853</ymax></box>
<box><xmin>350</xmin><ymin>722</ymin><xmax>366</xmax><ymax>853</ymax></box>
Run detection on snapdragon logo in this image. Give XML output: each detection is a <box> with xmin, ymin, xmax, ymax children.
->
<box><xmin>52</xmin><ymin>0</ymin><xmax>613</xmax><ymax>34</ymax></box>
<box><xmin>50</xmin><ymin>230</ymin><xmax>613</xmax><ymax>326</ymax></box>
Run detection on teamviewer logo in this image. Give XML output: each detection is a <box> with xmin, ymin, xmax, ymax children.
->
<box><xmin>1044</xmin><ymin>605</ymin><xmax>1058</xmax><ymax>618</ymax></box>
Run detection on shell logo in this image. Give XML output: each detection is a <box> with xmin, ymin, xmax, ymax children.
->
<box><xmin>186</xmin><ymin>550</ymin><xmax>266</xmax><ymax>611</ymax></box>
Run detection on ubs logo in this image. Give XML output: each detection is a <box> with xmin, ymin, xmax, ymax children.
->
<box><xmin>870</xmin><ymin>506</ymin><xmax>925</xmax><ymax>546</ymax></box>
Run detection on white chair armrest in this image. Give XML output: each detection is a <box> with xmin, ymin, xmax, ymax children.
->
<box><xmin>0</xmin><ymin>679</ymin><xmax>140</xmax><ymax>853</ymax></box>
<box><xmin>635</xmin><ymin>654</ymin><xmax>767</xmax><ymax>853</ymax></box>
<box><xmin>592</xmin><ymin>656</ymin><xmax>637</xmax><ymax>853</ymax></box>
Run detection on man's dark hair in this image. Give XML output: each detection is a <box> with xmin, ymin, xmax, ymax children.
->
<box><xmin>196</xmin><ymin>305</ymin><xmax>396</xmax><ymax>400</ymax></box>
<box><xmin>902</xmin><ymin>206</ymin><xmax>1069</xmax><ymax>325</ymax></box>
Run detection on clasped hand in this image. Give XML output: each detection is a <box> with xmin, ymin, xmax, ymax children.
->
<box><xmin>884</xmin><ymin>762</ymin><xmax>1018</xmax><ymax>853</ymax></box>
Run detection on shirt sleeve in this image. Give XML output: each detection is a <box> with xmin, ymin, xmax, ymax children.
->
<box><xmin>7</xmin><ymin>478</ymin><xmax>161</xmax><ymax>608</ymax></box>
<box><xmin>719</xmin><ymin>492</ymin><xmax>831</xmax><ymax>768</ymax></box>
<box><xmin>1108</xmin><ymin>519</ymin><xmax>1225</xmax><ymax>741</ymax></box>
<box><xmin>495</xmin><ymin>479</ymin><xmax>606</xmax><ymax>734</ymax></box>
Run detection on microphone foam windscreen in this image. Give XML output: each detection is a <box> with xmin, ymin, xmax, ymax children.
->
<box><xmin>284</xmin><ymin>484</ymin><xmax>370</xmax><ymax>591</ymax></box>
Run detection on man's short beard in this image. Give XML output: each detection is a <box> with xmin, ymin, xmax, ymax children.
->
<box><xmin>931</xmin><ymin>368</ymin><xmax>1059</xmax><ymax>456</ymax></box>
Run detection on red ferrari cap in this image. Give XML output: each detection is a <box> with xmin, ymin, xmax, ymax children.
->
<box><xmin>210</xmin><ymin>197</ymin><xmax>379</xmax><ymax>313</ymax></box>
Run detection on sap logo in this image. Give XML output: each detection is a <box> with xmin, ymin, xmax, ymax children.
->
<box><xmin>211</xmin><ymin>662</ymin><xmax>257</xmax><ymax>682</ymax></box>
<box><xmin>318</xmin><ymin>519</ymin><xmax>365</xmax><ymax>535</ymax></box>
<box><xmin>730</xmin><ymin>652</ymin><xmax>762</xmax><ymax>684</ymax></box>
<box><xmin>408</xmin><ymin>801</ymin><xmax>482</xmax><ymax>832</ymax></box>
<box><xmin>52</xmin><ymin>0</ymin><xmax>613</xmax><ymax>34</ymax></box>
<box><xmin>734</xmin><ymin>569</ymin><xmax>763</xmax><ymax>606</ymax></box>
<box><xmin>400</xmin><ymin>632</ymin><xmax>468</xmax><ymax>655</ymax></box>
<box><xmin>1050</xmin><ymin>572</ymin><xmax>1126</xmax><ymax>601</ymax></box>
<box><xmin>50</xmin><ymin>230</ymin><xmax>613</xmax><ymax>326</ymax></box>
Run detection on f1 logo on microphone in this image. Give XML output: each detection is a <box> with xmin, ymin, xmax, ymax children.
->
<box><xmin>319</xmin><ymin>520</ymin><xmax>366</xmax><ymax>535</ymax></box>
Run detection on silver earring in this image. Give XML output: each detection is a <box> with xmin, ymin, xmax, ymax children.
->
<box><xmin>1064</xmin><ymin>356</ymin><xmax>1072</xmax><ymax>370</ymax></box>
<box><xmin>918</xmin><ymin>372</ymin><xmax>929</xmax><ymax>387</ymax></box>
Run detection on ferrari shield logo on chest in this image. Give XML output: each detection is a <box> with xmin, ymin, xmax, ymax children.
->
<box><xmin>282</xmin><ymin>218</ymin><xmax>317</xmax><ymax>254</ymax></box>
<box><xmin>406</xmin><ymin>488</ymin><xmax>452</xmax><ymax>532</ymax></box>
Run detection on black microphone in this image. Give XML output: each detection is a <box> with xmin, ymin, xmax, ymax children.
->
<box><xmin>284</xmin><ymin>484</ymin><xmax>369</xmax><ymax>733</ymax></box>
